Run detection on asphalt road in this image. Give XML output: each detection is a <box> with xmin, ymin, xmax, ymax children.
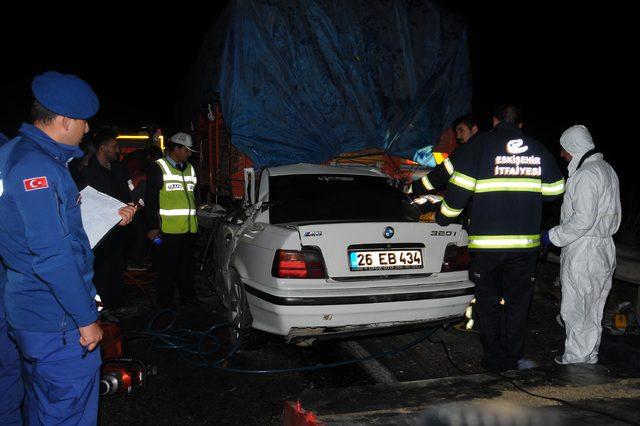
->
<box><xmin>99</xmin><ymin>259</ymin><xmax>633</xmax><ymax>425</ymax></box>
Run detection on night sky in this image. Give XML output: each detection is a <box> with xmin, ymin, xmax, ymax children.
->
<box><xmin>0</xmin><ymin>5</ymin><xmax>224</xmax><ymax>133</ymax></box>
<box><xmin>0</xmin><ymin>2</ymin><xmax>628</xmax><ymax>171</ymax></box>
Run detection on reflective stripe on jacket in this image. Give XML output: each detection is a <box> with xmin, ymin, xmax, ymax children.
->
<box><xmin>410</xmin><ymin>157</ymin><xmax>455</xmax><ymax>195</ymax></box>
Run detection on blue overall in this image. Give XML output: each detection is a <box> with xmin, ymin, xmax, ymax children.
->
<box><xmin>0</xmin><ymin>132</ymin><xmax>23</xmax><ymax>425</ymax></box>
<box><xmin>0</xmin><ymin>262</ymin><xmax>23</xmax><ymax>425</ymax></box>
<box><xmin>0</xmin><ymin>125</ymin><xmax>100</xmax><ymax>425</ymax></box>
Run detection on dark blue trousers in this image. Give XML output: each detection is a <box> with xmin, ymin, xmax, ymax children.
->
<box><xmin>10</xmin><ymin>328</ymin><xmax>100</xmax><ymax>426</ymax></box>
<box><xmin>471</xmin><ymin>251</ymin><xmax>538</xmax><ymax>371</ymax></box>
<box><xmin>0</xmin><ymin>317</ymin><xmax>23</xmax><ymax>425</ymax></box>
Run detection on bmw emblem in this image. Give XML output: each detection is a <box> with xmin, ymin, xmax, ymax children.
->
<box><xmin>383</xmin><ymin>226</ymin><xmax>395</xmax><ymax>239</ymax></box>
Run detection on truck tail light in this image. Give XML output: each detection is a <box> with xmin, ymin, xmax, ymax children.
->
<box><xmin>272</xmin><ymin>249</ymin><xmax>327</xmax><ymax>279</ymax></box>
<box><xmin>441</xmin><ymin>245</ymin><xmax>470</xmax><ymax>272</ymax></box>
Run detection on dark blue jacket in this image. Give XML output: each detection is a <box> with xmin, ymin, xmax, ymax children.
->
<box><xmin>435</xmin><ymin>123</ymin><xmax>565</xmax><ymax>251</ymax></box>
<box><xmin>0</xmin><ymin>132</ymin><xmax>10</xmax><ymax>321</ymax></box>
<box><xmin>0</xmin><ymin>256</ymin><xmax>6</xmax><ymax>322</ymax></box>
<box><xmin>0</xmin><ymin>124</ymin><xmax>97</xmax><ymax>332</ymax></box>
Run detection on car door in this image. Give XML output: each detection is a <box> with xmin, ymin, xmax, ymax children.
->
<box><xmin>214</xmin><ymin>206</ymin><xmax>247</xmax><ymax>309</ymax></box>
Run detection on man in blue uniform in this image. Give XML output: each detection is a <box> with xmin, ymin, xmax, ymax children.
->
<box><xmin>1</xmin><ymin>132</ymin><xmax>23</xmax><ymax>425</ymax></box>
<box><xmin>0</xmin><ymin>72</ymin><xmax>134</xmax><ymax>424</ymax></box>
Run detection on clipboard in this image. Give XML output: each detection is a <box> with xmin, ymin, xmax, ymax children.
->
<box><xmin>79</xmin><ymin>186</ymin><xmax>126</xmax><ymax>249</ymax></box>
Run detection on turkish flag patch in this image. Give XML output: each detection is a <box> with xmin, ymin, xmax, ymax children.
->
<box><xmin>23</xmin><ymin>176</ymin><xmax>49</xmax><ymax>191</ymax></box>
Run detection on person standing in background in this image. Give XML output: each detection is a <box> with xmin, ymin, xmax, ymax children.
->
<box><xmin>76</xmin><ymin>131</ymin><xmax>134</xmax><ymax>317</ymax></box>
<box><xmin>145</xmin><ymin>133</ymin><xmax>201</xmax><ymax>308</ymax></box>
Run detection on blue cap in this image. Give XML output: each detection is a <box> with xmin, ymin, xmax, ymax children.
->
<box><xmin>31</xmin><ymin>71</ymin><xmax>99</xmax><ymax>119</ymax></box>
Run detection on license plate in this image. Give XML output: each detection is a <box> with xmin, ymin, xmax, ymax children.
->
<box><xmin>349</xmin><ymin>249</ymin><xmax>423</xmax><ymax>271</ymax></box>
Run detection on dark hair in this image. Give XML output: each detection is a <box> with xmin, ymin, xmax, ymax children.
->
<box><xmin>492</xmin><ymin>104</ymin><xmax>523</xmax><ymax>125</ymax></box>
<box><xmin>30</xmin><ymin>100</ymin><xmax>58</xmax><ymax>124</ymax></box>
<box><xmin>79</xmin><ymin>139</ymin><xmax>97</xmax><ymax>156</ymax></box>
<box><xmin>452</xmin><ymin>114</ymin><xmax>479</xmax><ymax>130</ymax></box>
<box><xmin>91</xmin><ymin>130</ymin><xmax>117</xmax><ymax>151</ymax></box>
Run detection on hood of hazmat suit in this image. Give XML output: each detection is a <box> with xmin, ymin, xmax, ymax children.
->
<box><xmin>560</xmin><ymin>124</ymin><xmax>595</xmax><ymax>177</ymax></box>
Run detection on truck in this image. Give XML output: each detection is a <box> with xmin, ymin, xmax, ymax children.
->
<box><xmin>179</xmin><ymin>0</ymin><xmax>471</xmax><ymax>200</ymax></box>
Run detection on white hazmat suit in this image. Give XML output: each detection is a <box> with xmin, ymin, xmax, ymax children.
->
<box><xmin>549</xmin><ymin>125</ymin><xmax>621</xmax><ymax>364</ymax></box>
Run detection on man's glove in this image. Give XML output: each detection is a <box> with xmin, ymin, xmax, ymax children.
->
<box><xmin>413</xmin><ymin>194</ymin><xmax>443</xmax><ymax>205</ymax></box>
<box><xmin>412</xmin><ymin>146</ymin><xmax>435</xmax><ymax>168</ymax></box>
<box><xmin>424</xmin><ymin>194</ymin><xmax>443</xmax><ymax>204</ymax></box>
<box><xmin>541</xmin><ymin>230</ymin><xmax>553</xmax><ymax>249</ymax></box>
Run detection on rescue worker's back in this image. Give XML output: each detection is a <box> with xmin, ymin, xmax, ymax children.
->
<box><xmin>436</xmin><ymin>122</ymin><xmax>565</xmax><ymax>249</ymax></box>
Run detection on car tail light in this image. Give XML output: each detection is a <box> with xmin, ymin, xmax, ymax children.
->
<box><xmin>272</xmin><ymin>249</ymin><xmax>327</xmax><ymax>279</ymax></box>
<box><xmin>441</xmin><ymin>245</ymin><xmax>470</xmax><ymax>272</ymax></box>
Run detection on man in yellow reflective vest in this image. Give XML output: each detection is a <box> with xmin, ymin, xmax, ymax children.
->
<box><xmin>145</xmin><ymin>133</ymin><xmax>200</xmax><ymax>308</ymax></box>
<box><xmin>436</xmin><ymin>105</ymin><xmax>565</xmax><ymax>371</ymax></box>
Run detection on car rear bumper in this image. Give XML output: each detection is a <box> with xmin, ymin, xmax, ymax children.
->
<box><xmin>284</xmin><ymin>316</ymin><xmax>461</xmax><ymax>343</ymax></box>
<box><xmin>243</xmin><ymin>280</ymin><xmax>474</xmax><ymax>337</ymax></box>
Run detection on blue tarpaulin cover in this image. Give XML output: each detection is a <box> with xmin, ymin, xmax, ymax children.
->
<box><xmin>182</xmin><ymin>0</ymin><xmax>471</xmax><ymax>168</ymax></box>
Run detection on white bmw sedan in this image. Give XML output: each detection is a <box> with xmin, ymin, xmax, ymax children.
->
<box><xmin>212</xmin><ymin>164</ymin><xmax>474</xmax><ymax>348</ymax></box>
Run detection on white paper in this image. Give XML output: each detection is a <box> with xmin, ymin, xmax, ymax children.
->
<box><xmin>79</xmin><ymin>186</ymin><xmax>126</xmax><ymax>249</ymax></box>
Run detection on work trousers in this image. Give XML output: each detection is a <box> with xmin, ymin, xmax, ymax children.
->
<box><xmin>0</xmin><ymin>317</ymin><xmax>23</xmax><ymax>425</ymax></box>
<box><xmin>93</xmin><ymin>229</ymin><xmax>126</xmax><ymax>310</ymax></box>
<box><xmin>471</xmin><ymin>251</ymin><xmax>538</xmax><ymax>371</ymax></box>
<box><xmin>10</xmin><ymin>328</ymin><xmax>100</xmax><ymax>425</ymax></box>
<box><xmin>153</xmin><ymin>233</ymin><xmax>197</xmax><ymax>305</ymax></box>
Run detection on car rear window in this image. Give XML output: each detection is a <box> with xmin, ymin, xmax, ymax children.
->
<box><xmin>269</xmin><ymin>174</ymin><xmax>421</xmax><ymax>224</ymax></box>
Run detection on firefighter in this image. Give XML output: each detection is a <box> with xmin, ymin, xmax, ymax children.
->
<box><xmin>435</xmin><ymin>105</ymin><xmax>565</xmax><ymax>371</ymax></box>
<box><xmin>409</xmin><ymin>114</ymin><xmax>479</xmax><ymax>196</ymax></box>
<box><xmin>0</xmin><ymin>72</ymin><xmax>135</xmax><ymax>424</ymax></box>
<box><xmin>453</xmin><ymin>114</ymin><xmax>480</xmax><ymax>146</ymax></box>
<box><xmin>145</xmin><ymin>132</ymin><xmax>201</xmax><ymax>308</ymax></box>
<box><xmin>545</xmin><ymin>125</ymin><xmax>621</xmax><ymax>364</ymax></box>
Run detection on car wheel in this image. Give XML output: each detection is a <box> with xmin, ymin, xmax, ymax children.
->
<box><xmin>228</xmin><ymin>269</ymin><xmax>266</xmax><ymax>350</ymax></box>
